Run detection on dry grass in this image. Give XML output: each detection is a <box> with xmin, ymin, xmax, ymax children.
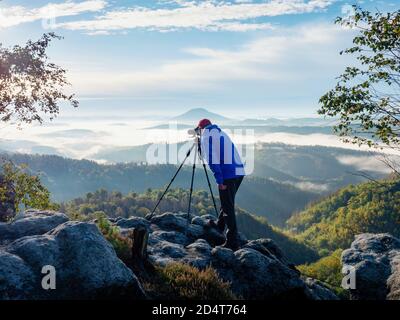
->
<box><xmin>142</xmin><ymin>262</ymin><xmax>236</xmax><ymax>300</ymax></box>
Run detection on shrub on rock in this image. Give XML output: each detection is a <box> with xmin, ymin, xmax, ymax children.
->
<box><xmin>141</xmin><ymin>262</ymin><xmax>236</xmax><ymax>300</ymax></box>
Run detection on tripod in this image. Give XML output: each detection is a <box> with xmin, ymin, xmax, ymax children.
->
<box><xmin>146</xmin><ymin>135</ymin><xmax>219</xmax><ymax>226</ymax></box>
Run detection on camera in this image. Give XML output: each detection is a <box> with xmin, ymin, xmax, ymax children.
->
<box><xmin>187</xmin><ymin>126</ymin><xmax>201</xmax><ymax>137</ymax></box>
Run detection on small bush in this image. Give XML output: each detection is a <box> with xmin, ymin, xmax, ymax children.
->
<box><xmin>95</xmin><ymin>212</ymin><xmax>132</xmax><ymax>261</ymax></box>
<box><xmin>142</xmin><ymin>262</ymin><xmax>236</xmax><ymax>300</ymax></box>
<box><xmin>0</xmin><ymin>162</ymin><xmax>59</xmax><ymax>221</ymax></box>
<box><xmin>297</xmin><ymin>249</ymin><xmax>348</xmax><ymax>299</ymax></box>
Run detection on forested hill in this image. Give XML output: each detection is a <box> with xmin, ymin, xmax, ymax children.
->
<box><xmin>62</xmin><ymin>188</ymin><xmax>318</xmax><ymax>265</ymax></box>
<box><xmin>3</xmin><ymin>152</ymin><xmax>318</xmax><ymax>226</ymax></box>
<box><xmin>288</xmin><ymin>178</ymin><xmax>400</xmax><ymax>255</ymax></box>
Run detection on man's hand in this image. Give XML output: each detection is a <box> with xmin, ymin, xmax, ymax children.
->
<box><xmin>218</xmin><ymin>184</ymin><xmax>227</xmax><ymax>190</ymax></box>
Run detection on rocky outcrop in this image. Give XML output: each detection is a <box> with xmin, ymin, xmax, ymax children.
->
<box><xmin>342</xmin><ymin>233</ymin><xmax>400</xmax><ymax>300</ymax></box>
<box><xmin>0</xmin><ymin>210</ymin><xmax>338</xmax><ymax>300</ymax></box>
<box><xmin>132</xmin><ymin>212</ymin><xmax>338</xmax><ymax>300</ymax></box>
<box><xmin>0</xmin><ymin>210</ymin><xmax>146</xmax><ymax>300</ymax></box>
<box><xmin>0</xmin><ymin>210</ymin><xmax>68</xmax><ymax>244</ymax></box>
<box><xmin>116</xmin><ymin>216</ymin><xmax>151</xmax><ymax>231</ymax></box>
<box><xmin>150</xmin><ymin>212</ymin><xmax>226</xmax><ymax>246</ymax></box>
<box><xmin>302</xmin><ymin>277</ymin><xmax>340</xmax><ymax>300</ymax></box>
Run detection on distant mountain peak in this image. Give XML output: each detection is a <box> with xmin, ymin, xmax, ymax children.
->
<box><xmin>172</xmin><ymin>108</ymin><xmax>230</xmax><ymax>122</ymax></box>
<box><xmin>188</xmin><ymin>107</ymin><xmax>208</xmax><ymax>112</ymax></box>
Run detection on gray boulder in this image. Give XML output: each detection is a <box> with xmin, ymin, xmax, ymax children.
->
<box><xmin>303</xmin><ymin>278</ymin><xmax>339</xmax><ymax>300</ymax></box>
<box><xmin>227</xmin><ymin>248</ymin><xmax>305</xmax><ymax>299</ymax></box>
<box><xmin>182</xmin><ymin>239</ymin><xmax>213</xmax><ymax>269</ymax></box>
<box><xmin>387</xmin><ymin>251</ymin><xmax>400</xmax><ymax>300</ymax></box>
<box><xmin>149</xmin><ymin>230</ymin><xmax>190</xmax><ymax>246</ymax></box>
<box><xmin>0</xmin><ymin>210</ymin><xmax>338</xmax><ymax>300</ymax></box>
<box><xmin>151</xmin><ymin>212</ymin><xmax>203</xmax><ymax>238</ymax></box>
<box><xmin>150</xmin><ymin>212</ymin><xmax>224</xmax><ymax>246</ymax></box>
<box><xmin>0</xmin><ymin>251</ymin><xmax>36</xmax><ymax>300</ymax></box>
<box><xmin>211</xmin><ymin>246</ymin><xmax>238</xmax><ymax>268</ymax></box>
<box><xmin>145</xmin><ymin>212</ymin><xmax>339</xmax><ymax>300</ymax></box>
<box><xmin>1</xmin><ymin>221</ymin><xmax>146</xmax><ymax>300</ymax></box>
<box><xmin>148</xmin><ymin>237</ymin><xmax>213</xmax><ymax>269</ymax></box>
<box><xmin>144</xmin><ymin>212</ymin><xmax>339</xmax><ymax>300</ymax></box>
<box><xmin>191</xmin><ymin>215</ymin><xmax>214</xmax><ymax>227</ymax></box>
<box><xmin>191</xmin><ymin>215</ymin><xmax>226</xmax><ymax>246</ymax></box>
<box><xmin>0</xmin><ymin>210</ymin><xmax>68</xmax><ymax>244</ymax></box>
<box><xmin>149</xmin><ymin>239</ymin><xmax>187</xmax><ymax>259</ymax></box>
<box><xmin>243</xmin><ymin>239</ymin><xmax>288</xmax><ymax>265</ymax></box>
<box><xmin>115</xmin><ymin>216</ymin><xmax>150</xmax><ymax>231</ymax></box>
<box><xmin>148</xmin><ymin>239</ymin><xmax>187</xmax><ymax>266</ymax></box>
<box><xmin>342</xmin><ymin>233</ymin><xmax>400</xmax><ymax>300</ymax></box>
<box><xmin>187</xmin><ymin>239</ymin><xmax>212</xmax><ymax>256</ymax></box>
<box><xmin>174</xmin><ymin>212</ymin><xmax>196</xmax><ymax>219</ymax></box>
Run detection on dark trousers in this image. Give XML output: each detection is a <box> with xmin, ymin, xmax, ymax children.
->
<box><xmin>217</xmin><ymin>176</ymin><xmax>244</xmax><ymax>243</ymax></box>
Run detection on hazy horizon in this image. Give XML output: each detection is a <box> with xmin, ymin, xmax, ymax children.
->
<box><xmin>1</xmin><ymin>107</ymin><xmax>399</xmax><ymax>162</ymax></box>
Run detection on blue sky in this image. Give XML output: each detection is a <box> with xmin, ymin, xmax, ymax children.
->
<box><xmin>1</xmin><ymin>0</ymin><xmax>400</xmax><ymax>119</ymax></box>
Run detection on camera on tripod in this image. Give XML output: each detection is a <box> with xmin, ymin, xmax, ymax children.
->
<box><xmin>147</xmin><ymin>125</ymin><xmax>219</xmax><ymax>226</ymax></box>
<box><xmin>187</xmin><ymin>126</ymin><xmax>201</xmax><ymax>138</ymax></box>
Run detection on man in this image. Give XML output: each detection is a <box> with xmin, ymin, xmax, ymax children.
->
<box><xmin>197</xmin><ymin>118</ymin><xmax>245</xmax><ymax>250</ymax></box>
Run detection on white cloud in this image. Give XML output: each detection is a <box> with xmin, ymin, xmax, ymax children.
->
<box><xmin>0</xmin><ymin>0</ymin><xmax>107</xmax><ymax>29</ymax></box>
<box><xmin>337</xmin><ymin>155</ymin><xmax>396</xmax><ymax>173</ymax></box>
<box><xmin>293</xmin><ymin>181</ymin><xmax>330</xmax><ymax>192</ymax></box>
<box><xmin>68</xmin><ymin>22</ymin><xmax>352</xmax><ymax>95</ymax></box>
<box><xmin>85</xmin><ymin>30</ymin><xmax>113</xmax><ymax>36</ymax></box>
<box><xmin>234</xmin><ymin>0</ymin><xmax>254</xmax><ymax>3</ymax></box>
<box><xmin>0</xmin><ymin>0</ymin><xmax>336</xmax><ymax>33</ymax></box>
<box><xmin>55</xmin><ymin>0</ymin><xmax>334</xmax><ymax>32</ymax></box>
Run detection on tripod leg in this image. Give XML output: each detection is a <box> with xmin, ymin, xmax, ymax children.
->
<box><xmin>197</xmin><ymin>140</ymin><xmax>219</xmax><ymax>219</ymax></box>
<box><xmin>148</xmin><ymin>143</ymin><xmax>195</xmax><ymax>220</ymax></box>
<box><xmin>187</xmin><ymin>145</ymin><xmax>197</xmax><ymax>233</ymax></box>
<box><xmin>201</xmin><ymin>159</ymin><xmax>219</xmax><ymax>219</ymax></box>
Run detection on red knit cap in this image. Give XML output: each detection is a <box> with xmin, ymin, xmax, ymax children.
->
<box><xmin>198</xmin><ymin>118</ymin><xmax>211</xmax><ymax>129</ymax></box>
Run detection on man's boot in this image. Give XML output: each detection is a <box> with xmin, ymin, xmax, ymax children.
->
<box><xmin>219</xmin><ymin>240</ymin><xmax>240</xmax><ymax>251</ymax></box>
<box><xmin>206</xmin><ymin>219</ymin><xmax>225</xmax><ymax>233</ymax></box>
<box><xmin>219</xmin><ymin>232</ymin><xmax>240</xmax><ymax>251</ymax></box>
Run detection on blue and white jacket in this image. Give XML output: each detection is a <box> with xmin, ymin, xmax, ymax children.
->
<box><xmin>200</xmin><ymin>124</ymin><xmax>245</xmax><ymax>185</ymax></box>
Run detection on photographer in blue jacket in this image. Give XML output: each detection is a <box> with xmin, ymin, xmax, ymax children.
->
<box><xmin>197</xmin><ymin>118</ymin><xmax>245</xmax><ymax>250</ymax></box>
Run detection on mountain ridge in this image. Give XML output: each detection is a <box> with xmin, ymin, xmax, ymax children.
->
<box><xmin>288</xmin><ymin>178</ymin><xmax>400</xmax><ymax>255</ymax></box>
<box><xmin>3</xmin><ymin>151</ymin><xmax>318</xmax><ymax>226</ymax></box>
<box><xmin>172</xmin><ymin>108</ymin><xmax>231</xmax><ymax>122</ymax></box>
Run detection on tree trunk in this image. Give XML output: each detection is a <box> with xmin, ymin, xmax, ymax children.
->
<box><xmin>128</xmin><ymin>227</ymin><xmax>149</xmax><ymax>260</ymax></box>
